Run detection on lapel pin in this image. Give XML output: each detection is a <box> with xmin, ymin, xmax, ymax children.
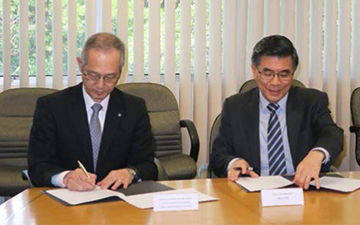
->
<box><xmin>118</xmin><ymin>113</ymin><xmax>122</xmax><ymax>117</ymax></box>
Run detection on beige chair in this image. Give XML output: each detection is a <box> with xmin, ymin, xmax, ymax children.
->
<box><xmin>239</xmin><ymin>78</ymin><xmax>306</xmax><ymax>93</ymax></box>
<box><xmin>350</xmin><ymin>87</ymin><xmax>360</xmax><ymax>166</ymax></box>
<box><xmin>0</xmin><ymin>87</ymin><xmax>57</xmax><ymax>197</ymax></box>
<box><xmin>117</xmin><ymin>82</ymin><xmax>199</xmax><ymax>180</ymax></box>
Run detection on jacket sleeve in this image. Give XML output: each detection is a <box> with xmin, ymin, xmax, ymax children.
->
<box><xmin>28</xmin><ymin>97</ymin><xmax>66</xmax><ymax>187</ymax></box>
<box><xmin>312</xmin><ymin>92</ymin><xmax>343</xmax><ymax>168</ymax></box>
<box><xmin>210</xmin><ymin>98</ymin><xmax>238</xmax><ymax>177</ymax></box>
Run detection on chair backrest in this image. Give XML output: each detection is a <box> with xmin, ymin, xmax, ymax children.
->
<box><xmin>117</xmin><ymin>82</ymin><xmax>182</xmax><ymax>157</ymax></box>
<box><xmin>209</xmin><ymin>114</ymin><xmax>221</xmax><ymax>159</ymax></box>
<box><xmin>0</xmin><ymin>88</ymin><xmax>57</xmax><ymax>161</ymax></box>
<box><xmin>351</xmin><ymin>87</ymin><xmax>360</xmax><ymax>125</ymax></box>
<box><xmin>208</xmin><ymin>114</ymin><xmax>222</xmax><ymax>178</ymax></box>
<box><xmin>239</xmin><ymin>79</ymin><xmax>306</xmax><ymax>93</ymax></box>
<box><xmin>351</xmin><ymin>87</ymin><xmax>360</xmax><ymax>165</ymax></box>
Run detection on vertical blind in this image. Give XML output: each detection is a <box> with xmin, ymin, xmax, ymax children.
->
<box><xmin>1</xmin><ymin>0</ymin><xmax>359</xmax><ymax>171</ymax></box>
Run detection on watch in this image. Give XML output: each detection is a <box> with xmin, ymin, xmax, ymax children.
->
<box><xmin>127</xmin><ymin>168</ymin><xmax>139</xmax><ymax>182</ymax></box>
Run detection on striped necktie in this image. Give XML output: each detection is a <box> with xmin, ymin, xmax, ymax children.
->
<box><xmin>267</xmin><ymin>103</ymin><xmax>287</xmax><ymax>175</ymax></box>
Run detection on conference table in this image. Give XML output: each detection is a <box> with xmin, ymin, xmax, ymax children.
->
<box><xmin>1</xmin><ymin>171</ymin><xmax>360</xmax><ymax>225</ymax></box>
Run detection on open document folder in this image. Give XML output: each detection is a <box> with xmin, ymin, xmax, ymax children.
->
<box><xmin>44</xmin><ymin>181</ymin><xmax>218</xmax><ymax>209</ymax></box>
<box><xmin>236</xmin><ymin>175</ymin><xmax>360</xmax><ymax>193</ymax></box>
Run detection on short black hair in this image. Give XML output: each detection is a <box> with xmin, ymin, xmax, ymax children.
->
<box><xmin>251</xmin><ymin>35</ymin><xmax>299</xmax><ymax>71</ymax></box>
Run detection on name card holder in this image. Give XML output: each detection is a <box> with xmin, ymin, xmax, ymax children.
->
<box><xmin>153</xmin><ymin>193</ymin><xmax>199</xmax><ymax>212</ymax></box>
<box><xmin>261</xmin><ymin>188</ymin><xmax>304</xmax><ymax>207</ymax></box>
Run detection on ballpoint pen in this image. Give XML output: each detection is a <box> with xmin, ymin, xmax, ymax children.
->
<box><xmin>77</xmin><ymin>160</ymin><xmax>90</xmax><ymax>179</ymax></box>
<box><xmin>233</xmin><ymin>166</ymin><xmax>254</xmax><ymax>173</ymax></box>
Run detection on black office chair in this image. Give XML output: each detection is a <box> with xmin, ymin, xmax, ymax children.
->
<box><xmin>117</xmin><ymin>82</ymin><xmax>199</xmax><ymax>180</ymax></box>
<box><xmin>0</xmin><ymin>87</ymin><xmax>57</xmax><ymax>197</ymax></box>
<box><xmin>350</xmin><ymin>87</ymin><xmax>360</xmax><ymax>166</ymax></box>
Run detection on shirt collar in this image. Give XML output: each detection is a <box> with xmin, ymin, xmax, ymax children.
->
<box><xmin>259</xmin><ymin>90</ymin><xmax>289</xmax><ymax>113</ymax></box>
<box><xmin>82</xmin><ymin>85</ymin><xmax>110</xmax><ymax>112</ymax></box>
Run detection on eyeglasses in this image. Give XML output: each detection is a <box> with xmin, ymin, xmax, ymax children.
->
<box><xmin>257</xmin><ymin>69</ymin><xmax>293</xmax><ymax>82</ymax></box>
<box><xmin>83</xmin><ymin>70</ymin><xmax>119</xmax><ymax>83</ymax></box>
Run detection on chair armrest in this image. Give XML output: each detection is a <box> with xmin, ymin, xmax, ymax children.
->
<box><xmin>180</xmin><ymin>119</ymin><xmax>200</xmax><ymax>162</ymax></box>
<box><xmin>197</xmin><ymin>164</ymin><xmax>211</xmax><ymax>178</ymax></box>
<box><xmin>22</xmin><ymin>170</ymin><xmax>33</xmax><ymax>187</ymax></box>
<box><xmin>154</xmin><ymin>157</ymin><xmax>168</xmax><ymax>181</ymax></box>
<box><xmin>329</xmin><ymin>165</ymin><xmax>339</xmax><ymax>172</ymax></box>
<box><xmin>350</xmin><ymin>125</ymin><xmax>360</xmax><ymax>133</ymax></box>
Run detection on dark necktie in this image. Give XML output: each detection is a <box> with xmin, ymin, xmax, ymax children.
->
<box><xmin>267</xmin><ymin>103</ymin><xmax>287</xmax><ymax>175</ymax></box>
<box><xmin>90</xmin><ymin>103</ymin><xmax>102</xmax><ymax>172</ymax></box>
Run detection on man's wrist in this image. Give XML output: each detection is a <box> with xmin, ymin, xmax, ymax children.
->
<box><xmin>310</xmin><ymin>150</ymin><xmax>325</xmax><ymax>162</ymax></box>
<box><xmin>227</xmin><ymin>158</ymin><xmax>241</xmax><ymax>172</ymax></box>
<box><xmin>310</xmin><ymin>148</ymin><xmax>330</xmax><ymax>164</ymax></box>
<box><xmin>52</xmin><ymin>171</ymin><xmax>71</xmax><ymax>188</ymax></box>
<box><xmin>126</xmin><ymin>168</ymin><xmax>139</xmax><ymax>182</ymax></box>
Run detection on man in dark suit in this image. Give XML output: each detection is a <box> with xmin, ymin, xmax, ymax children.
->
<box><xmin>210</xmin><ymin>35</ymin><xmax>343</xmax><ymax>189</ymax></box>
<box><xmin>28</xmin><ymin>32</ymin><xmax>157</xmax><ymax>191</ymax></box>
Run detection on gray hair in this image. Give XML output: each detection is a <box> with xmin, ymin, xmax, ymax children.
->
<box><xmin>81</xmin><ymin>32</ymin><xmax>125</xmax><ymax>74</ymax></box>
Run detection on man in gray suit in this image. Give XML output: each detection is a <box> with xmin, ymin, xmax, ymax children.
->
<box><xmin>210</xmin><ymin>35</ymin><xmax>343</xmax><ymax>189</ymax></box>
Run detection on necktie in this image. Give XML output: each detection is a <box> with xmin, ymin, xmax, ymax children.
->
<box><xmin>90</xmin><ymin>103</ymin><xmax>102</xmax><ymax>172</ymax></box>
<box><xmin>267</xmin><ymin>103</ymin><xmax>287</xmax><ymax>175</ymax></box>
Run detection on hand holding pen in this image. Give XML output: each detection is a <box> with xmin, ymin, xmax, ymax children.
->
<box><xmin>228</xmin><ymin>159</ymin><xmax>259</xmax><ymax>181</ymax></box>
<box><xmin>63</xmin><ymin>160</ymin><xmax>97</xmax><ymax>191</ymax></box>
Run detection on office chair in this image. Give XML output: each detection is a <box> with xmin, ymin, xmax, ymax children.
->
<box><xmin>117</xmin><ymin>82</ymin><xmax>199</xmax><ymax>180</ymax></box>
<box><xmin>239</xmin><ymin>78</ymin><xmax>306</xmax><ymax>93</ymax></box>
<box><xmin>350</xmin><ymin>87</ymin><xmax>360</xmax><ymax>166</ymax></box>
<box><xmin>205</xmin><ymin>114</ymin><xmax>221</xmax><ymax>178</ymax></box>
<box><xmin>0</xmin><ymin>87</ymin><xmax>57</xmax><ymax>197</ymax></box>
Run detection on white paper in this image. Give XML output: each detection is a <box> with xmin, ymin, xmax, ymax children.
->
<box><xmin>125</xmin><ymin>188</ymin><xmax>218</xmax><ymax>209</ymax></box>
<box><xmin>153</xmin><ymin>193</ymin><xmax>198</xmax><ymax>212</ymax></box>
<box><xmin>45</xmin><ymin>186</ymin><xmax>125</xmax><ymax>205</ymax></box>
<box><xmin>310</xmin><ymin>176</ymin><xmax>360</xmax><ymax>193</ymax></box>
<box><xmin>45</xmin><ymin>187</ymin><xmax>218</xmax><ymax>209</ymax></box>
<box><xmin>235</xmin><ymin>176</ymin><xmax>293</xmax><ymax>192</ymax></box>
<box><xmin>261</xmin><ymin>188</ymin><xmax>304</xmax><ymax>207</ymax></box>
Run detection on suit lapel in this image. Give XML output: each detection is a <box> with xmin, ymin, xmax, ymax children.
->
<box><xmin>286</xmin><ymin>87</ymin><xmax>304</xmax><ymax>162</ymax></box>
<box><xmin>96</xmin><ymin>89</ymin><xmax>125</xmax><ymax>170</ymax></box>
<box><xmin>244</xmin><ymin>89</ymin><xmax>261</xmax><ymax>172</ymax></box>
<box><xmin>68</xmin><ymin>83</ymin><xmax>94</xmax><ymax>171</ymax></box>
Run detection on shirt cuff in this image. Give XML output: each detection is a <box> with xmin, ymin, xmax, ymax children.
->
<box><xmin>227</xmin><ymin>158</ymin><xmax>241</xmax><ymax>172</ymax></box>
<box><xmin>310</xmin><ymin>147</ymin><xmax>330</xmax><ymax>164</ymax></box>
<box><xmin>51</xmin><ymin>171</ymin><xmax>71</xmax><ymax>188</ymax></box>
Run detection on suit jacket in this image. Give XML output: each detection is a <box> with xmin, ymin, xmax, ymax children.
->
<box><xmin>28</xmin><ymin>83</ymin><xmax>158</xmax><ymax>187</ymax></box>
<box><xmin>210</xmin><ymin>87</ymin><xmax>343</xmax><ymax>177</ymax></box>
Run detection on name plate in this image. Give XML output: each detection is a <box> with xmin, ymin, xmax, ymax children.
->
<box><xmin>153</xmin><ymin>193</ymin><xmax>199</xmax><ymax>212</ymax></box>
<box><xmin>261</xmin><ymin>188</ymin><xmax>304</xmax><ymax>207</ymax></box>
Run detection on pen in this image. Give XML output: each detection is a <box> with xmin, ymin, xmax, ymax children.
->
<box><xmin>233</xmin><ymin>166</ymin><xmax>254</xmax><ymax>173</ymax></box>
<box><xmin>77</xmin><ymin>160</ymin><xmax>90</xmax><ymax>179</ymax></box>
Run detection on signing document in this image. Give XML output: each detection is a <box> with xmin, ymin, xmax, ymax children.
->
<box><xmin>44</xmin><ymin>181</ymin><xmax>218</xmax><ymax>209</ymax></box>
<box><xmin>309</xmin><ymin>176</ymin><xmax>360</xmax><ymax>193</ymax></box>
<box><xmin>236</xmin><ymin>175</ymin><xmax>360</xmax><ymax>193</ymax></box>
<box><xmin>236</xmin><ymin>176</ymin><xmax>293</xmax><ymax>192</ymax></box>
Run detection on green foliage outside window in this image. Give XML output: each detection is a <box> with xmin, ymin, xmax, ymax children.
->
<box><xmin>0</xmin><ymin>0</ymin><xmax>210</xmax><ymax>78</ymax></box>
